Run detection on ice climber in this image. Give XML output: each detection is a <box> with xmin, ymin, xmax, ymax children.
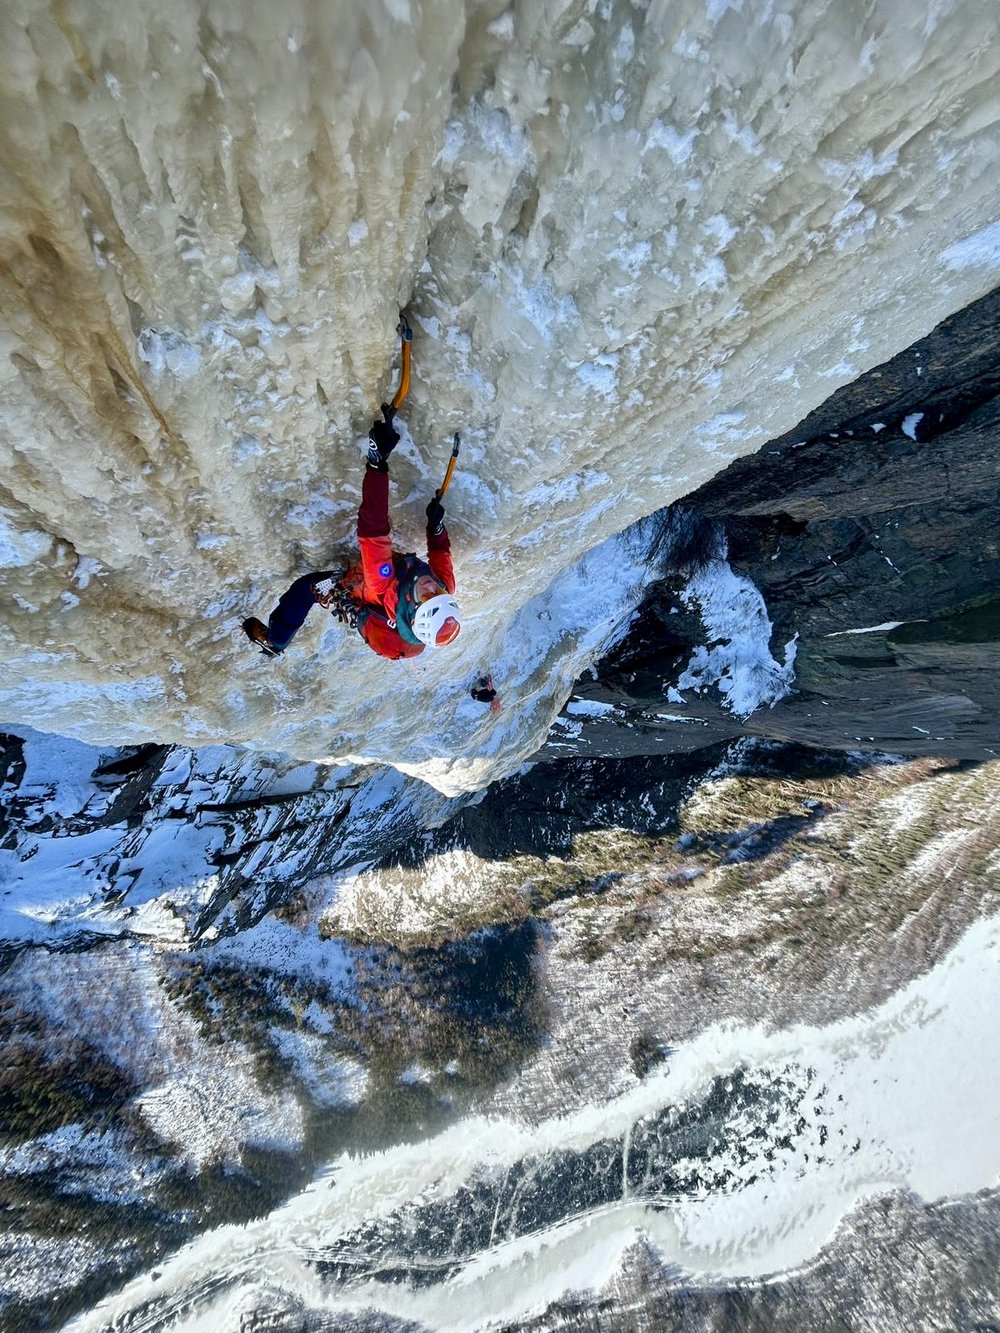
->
<box><xmin>242</xmin><ymin>411</ymin><xmax>461</xmax><ymax>660</ymax></box>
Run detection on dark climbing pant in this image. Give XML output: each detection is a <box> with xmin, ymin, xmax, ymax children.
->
<box><xmin>267</xmin><ymin>571</ymin><xmax>339</xmax><ymax>651</ymax></box>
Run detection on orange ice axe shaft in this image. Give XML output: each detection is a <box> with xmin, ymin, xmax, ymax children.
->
<box><xmin>388</xmin><ymin>313</ymin><xmax>412</xmax><ymax>415</ymax></box>
<box><xmin>437</xmin><ymin>432</ymin><xmax>461</xmax><ymax>499</ymax></box>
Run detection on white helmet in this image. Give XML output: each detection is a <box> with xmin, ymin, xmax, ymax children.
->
<box><xmin>412</xmin><ymin>593</ymin><xmax>462</xmax><ymax>648</ymax></box>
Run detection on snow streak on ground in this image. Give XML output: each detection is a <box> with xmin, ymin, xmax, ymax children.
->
<box><xmin>3</xmin><ymin>946</ymin><xmax>305</xmax><ymax>1170</ymax></box>
<box><xmin>675</xmin><ymin>556</ymin><xmax>797</xmax><ymax>717</ymax></box>
<box><xmin>68</xmin><ymin>914</ymin><xmax>1000</xmax><ymax>1333</ymax></box>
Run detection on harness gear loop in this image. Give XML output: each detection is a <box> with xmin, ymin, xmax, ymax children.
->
<box><xmin>328</xmin><ymin>586</ymin><xmax>360</xmax><ymax>630</ymax></box>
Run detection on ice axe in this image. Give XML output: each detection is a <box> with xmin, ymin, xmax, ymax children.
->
<box><xmin>437</xmin><ymin>432</ymin><xmax>461</xmax><ymax>499</ymax></box>
<box><xmin>383</xmin><ymin>313</ymin><xmax>413</xmax><ymax>423</ymax></box>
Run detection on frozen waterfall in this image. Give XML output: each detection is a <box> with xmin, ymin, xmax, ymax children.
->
<box><xmin>1</xmin><ymin>0</ymin><xmax>999</xmax><ymax>785</ymax></box>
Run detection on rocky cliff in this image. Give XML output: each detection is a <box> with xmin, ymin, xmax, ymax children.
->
<box><xmin>556</xmin><ymin>285</ymin><xmax>1000</xmax><ymax>761</ymax></box>
<box><xmin>4</xmin><ymin>289</ymin><xmax>1000</xmax><ymax>1330</ymax></box>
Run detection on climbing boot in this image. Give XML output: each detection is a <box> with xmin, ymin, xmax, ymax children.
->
<box><xmin>242</xmin><ymin>617</ymin><xmax>282</xmax><ymax>657</ymax></box>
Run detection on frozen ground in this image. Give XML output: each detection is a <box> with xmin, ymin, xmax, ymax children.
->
<box><xmin>63</xmin><ymin>911</ymin><xmax>1000</xmax><ymax>1333</ymax></box>
<box><xmin>3</xmin><ymin>718</ymin><xmax>1000</xmax><ymax>1329</ymax></box>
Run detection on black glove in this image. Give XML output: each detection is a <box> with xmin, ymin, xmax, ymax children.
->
<box><xmin>366</xmin><ymin>419</ymin><xmax>399</xmax><ymax>470</ymax></box>
<box><xmin>426</xmin><ymin>495</ymin><xmax>446</xmax><ymax>535</ymax></box>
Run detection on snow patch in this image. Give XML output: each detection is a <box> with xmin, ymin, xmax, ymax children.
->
<box><xmin>0</xmin><ymin>518</ymin><xmax>52</xmax><ymax>568</ymax></box>
<box><xmin>702</xmin><ymin>214</ymin><xmax>738</xmax><ymax>250</ymax></box>
<box><xmin>939</xmin><ymin>221</ymin><xmax>1000</xmax><ymax>271</ymax></box>
<box><xmin>674</xmin><ymin>560</ymin><xmax>796</xmax><ymax>717</ymax></box>
<box><xmin>486</xmin><ymin>12</ymin><xmax>514</xmax><ymax>40</ymax></box>
<box><xmin>692</xmin><ymin>256</ymin><xmax>727</xmax><ymax>291</ymax></box>
<box><xmin>574</xmin><ymin>358</ymin><xmax>619</xmax><ymax>399</ymax></box>
<box><xmin>565</xmin><ymin>698</ymin><xmax>616</xmax><ymax>718</ymax></box>
<box><xmin>382</xmin><ymin>0</ymin><xmax>412</xmax><ymax>23</ymax></box>
<box><xmin>271</xmin><ymin>1029</ymin><xmax>369</xmax><ymax>1109</ymax></box>
<box><xmin>825</xmin><ymin>622</ymin><xmax>905</xmax><ymax>637</ymax></box>
<box><xmin>137</xmin><ymin>1070</ymin><xmax>302</xmax><ymax>1168</ymax></box>
<box><xmin>644</xmin><ymin>120</ymin><xmax>698</xmax><ymax>165</ymax></box>
<box><xmin>137</xmin><ymin>328</ymin><xmax>201</xmax><ymax>379</ymax></box>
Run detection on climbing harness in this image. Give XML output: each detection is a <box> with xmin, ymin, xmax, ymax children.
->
<box><xmin>437</xmin><ymin>432</ymin><xmax>461</xmax><ymax>500</ymax></box>
<box><xmin>327</xmin><ymin>587</ymin><xmax>360</xmax><ymax>630</ymax></box>
<box><xmin>311</xmin><ymin>568</ymin><xmax>360</xmax><ymax>629</ymax></box>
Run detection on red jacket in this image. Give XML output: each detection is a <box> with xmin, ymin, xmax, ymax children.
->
<box><xmin>355</xmin><ymin>466</ymin><xmax>455</xmax><ymax>660</ymax></box>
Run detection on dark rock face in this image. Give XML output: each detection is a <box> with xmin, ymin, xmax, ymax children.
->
<box><xmin>556</xmin><ymin>286</ymin><xmax>1000</xmax><ymax>762</ymax></box>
